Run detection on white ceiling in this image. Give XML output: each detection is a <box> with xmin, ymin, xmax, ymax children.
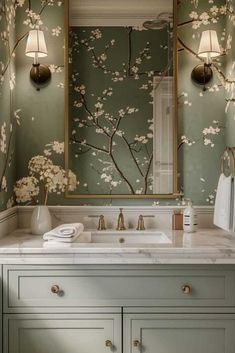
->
<box><xmin>70</xmin><ymin>0</ymin><xmax>173</xmax><ymax>26</ymax></box>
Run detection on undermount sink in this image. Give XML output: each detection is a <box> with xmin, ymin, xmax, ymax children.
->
<box><xmin>90</xmin><ymin>230</ymin><xmax>172</xmax><ymax>245</ymax></box>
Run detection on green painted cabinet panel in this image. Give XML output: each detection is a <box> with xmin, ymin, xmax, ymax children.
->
<box><xmin>4</xmin><ymin>265</ymin><xmax>235</xmax><ymax>312</ymax></box>
<box><xmin>3</xmin><ymin>314</ymin><xmax>121</xmax><ymax>353</ymax></box>
<box><xmin>123</xmin><ymin>313</ymin><xmax>235</xmax><ymax>353</ymax></box>
<box><xmin>3</xmin><ymin>265</ymin><xmax>235</xmax><ymax>353</ymax></box>
<box><xmin>0</xmin><ymin>266</ymin><xmax>2</xmax><ymax>353</ymax></box>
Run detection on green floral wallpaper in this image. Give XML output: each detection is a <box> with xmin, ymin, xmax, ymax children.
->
<box><xmin>0</xmin><ymin>0</ymin><xmax>235</xmax><ymax>210</ymax></box>
<box><xmin>69</xmin><ymin>26</ymin><xmax>172</xmax><ymax>195</ymax></box>
<box><xmin>0</xmin><ymin>0</ymin><xmax>16</xmax><ymax>211</ymax></box>
<box><xmin>225</xmin><ymin>0</ymin><xmax>235</xmax><ymax>146</ymax></box>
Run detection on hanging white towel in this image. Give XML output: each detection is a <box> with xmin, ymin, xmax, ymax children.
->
<box><xmin>213</xmin><ymin>174</ymin><xmax>232</xmax><ymax>232</ymax></box>
<box><xmin>43</xmin><ymin>223</ymin><xmax>84</xmax><ymax>242</ymax></box>
<box><xmin>232</xmin><ymin>178</ymin><xmax>235</xmax><ymax>232</ymax></box>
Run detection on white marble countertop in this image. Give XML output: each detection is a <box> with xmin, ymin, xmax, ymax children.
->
<box><xmin>0</xmin><ymin>228</ymin><xmax>235</xmax><ymax>264</ymax></box>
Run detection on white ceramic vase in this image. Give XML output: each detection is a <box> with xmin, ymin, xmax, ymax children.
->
<box><xmin>30</xmin><ymin>205</ymin><xmax>52</xmax><ymax>235</ymax></box>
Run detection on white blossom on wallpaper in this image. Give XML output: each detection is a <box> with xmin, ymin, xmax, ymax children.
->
<box><xmin>0</xmin><ymin>0</ymin><xmax>235</xmax><ymax>210</ymax></box>
<box><xmin>69</xmin><ymin>26</ymin><xmax>171</xmax><ymax>195</ymax></box>
<box><xmin>177</xmin><ymin>0</ymin><xmax>235</xmax><ymax>204</ymax></box>
<box><xmin>178</xmin><ymin>0</ymin><xmax>235</xmax><ymax>102</ymax></box>
<box><xmin>0</xmin><ymin>0</ymin><xmax>18</xmax><ymax>211</ymax></box>
<box><xmin>0</xmin><ymin>0</ymin><xmax>65</xmax><ymax>210</ymax></box>
<box><xmin>71</xmin><ymin>81</ymin><xmax>154</xmax><ymax>194</ymax></box>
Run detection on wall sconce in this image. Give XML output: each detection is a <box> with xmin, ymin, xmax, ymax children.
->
<box><xmin>191</xmin><ymin>30</ymin><xmax>221</xmax><ymax>90</ymax></box>
<box><xmin>25</xmin><ymin>30</ymin><xmax>51</xmax><ymax>86</ymax></box>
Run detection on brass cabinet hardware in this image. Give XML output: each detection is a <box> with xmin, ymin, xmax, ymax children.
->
<box><xmin>105</xmin><ymin>340</ymin><xmax>113</xmax><ymax>348</ymax></box>
<box><xmin>51</xmin><ymin>285</ymin><xmax>60</xmax><ymax>294</ymax></box>
<box><xmin>133</xmin><ymin>340</ymin><xmax>141</xmax><ymax>348</ymax></box>
<box><xmin>182</xmin><ymin>284</ymin><xmax>192</xmax><ymax>294</ymax></box>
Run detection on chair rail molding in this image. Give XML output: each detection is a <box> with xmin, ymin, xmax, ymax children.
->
<box><xmin>0</xmin><ymin>207</ymin><xmax>18</xmax><ymax>238</ymax></box>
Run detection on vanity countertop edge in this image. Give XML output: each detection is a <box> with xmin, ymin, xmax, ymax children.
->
<box><xmin>0</xmin><ymin>228</ymin><xmax>234</xmax><ymax>264</ymax></box>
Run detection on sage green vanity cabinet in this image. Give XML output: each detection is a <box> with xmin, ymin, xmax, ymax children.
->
<box><xmin>3</xmin><ymin>314</ymin><xmax>121</xmax><ymax>353</ymax></box>
<box><xmin>4</xmin><ymin>265</ymin><xmax>235</xmax><ymax>311</ymax></box>
<box><xmin>123</xmin><ymin>314</ymin><xmax>235</xmax><ymax>353</ymax></box>
<box><xmin>3</xmin><ymin>265</ymin><xmax>235</xmax><ymax>353</ymax></box>
<box><xmin>0</xmin><ymin>266</ymin><xmax>2</xmax><ymax>353</ymax></box>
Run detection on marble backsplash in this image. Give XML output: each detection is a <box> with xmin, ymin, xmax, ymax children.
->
<box><xmin>16</xmin><ymin>205</ymin><xmax>214</xmax><ymax>231</ymax></box>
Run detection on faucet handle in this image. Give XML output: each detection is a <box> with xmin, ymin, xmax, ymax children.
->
<box><xmin>88</xmin><ymin>215</ymin><xmax>106</xmax><ymax>230</ymax></box>
<box><xmin>136</xmin><ymin>215</ymin><xmax>145</xmax><ymax>231</ymax></box>
<box><xmin>116</xmin><ymin>208</ymin><xmax>126</xmax><ymax>231</ymax></box>
<box><xmin>136</xmin><ymin>215</ymin><xmax>155</xmax><ymax>231</ymax></box>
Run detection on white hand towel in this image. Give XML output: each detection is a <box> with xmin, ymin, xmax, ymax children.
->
<box><xmin>43</xmin><ymin>223</ymin><xmax>84</xmax><ymax>242</ymax></box>
<box><xmin>232</xmin><ymin>178</ymin><xmax>235</xmax><ymax>232</ymax></box>
<box><xmin>213</xmin><ymin>174</ymin><xmax>232</xmax><ymax>232</ymax></box>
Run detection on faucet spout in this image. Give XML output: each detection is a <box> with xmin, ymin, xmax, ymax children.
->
<box><xmin>116</xmin><ymin>208</ymin><xmax>126</xmax><ymax>231</ymax></box>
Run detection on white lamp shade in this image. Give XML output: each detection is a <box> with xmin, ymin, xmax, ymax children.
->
<box><xmin>198</xmin><ymin>30</ymin><xmax>221</xmax><ymax>58</ymax></box>
<box><xmin>25</xmin><ymin>30</ymin><xmax>48</xmax><ymax>58</ymax></box>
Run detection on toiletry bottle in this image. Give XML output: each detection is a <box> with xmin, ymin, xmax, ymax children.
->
<box><xmin>172</xmin><ymin>210</ymin><xmax>183</xmax><ymax>230</ymax></box>
<box><xmin>183</xmin><ymin>200</ymin><xmax>198</xmax><ymax>233</ymax></box>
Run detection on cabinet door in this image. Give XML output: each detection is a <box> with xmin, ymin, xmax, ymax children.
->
<box><xmin>4</xmin><ymin>314</ymin><xmax>121</xmax><ymax>353</ymax></box>
<box><xmin>123</xmin><ymin>313</ymin><xmax>235</xmax><ymax>353</ymax></box>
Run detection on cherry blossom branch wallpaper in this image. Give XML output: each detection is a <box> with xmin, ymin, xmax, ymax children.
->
<box><xmin>0</xmin><ymin>0</ymin><xmax>17</xmax><ymax>210</ymax></box>
<box><xmin>69</xmin><ymin>26</ymin><xmax>172</xmax><ymax>195</ymax></box>
<box><xmin>0</xmin><ymin>0</ymin><xmax>235</xmax><ymax>211</ymax></box>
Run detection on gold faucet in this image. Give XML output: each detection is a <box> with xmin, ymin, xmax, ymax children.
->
<box><xmin>116</xmin><ymin>208</ymin><xmax>126</xmax><ymax>231</ymax></box>
<box><xmin>136</xmin><ymin>214</ymin><xmax>155</xmax><ymax>231</ymax></box>
<box><xmin>97</xmin><ymin>215</ymin><xmax>106</xmax><ymax>230</ymax></box>
<box><xmin>136</xmin><ymin>215</ymin><xmax>145</xmax><ymax>230</ymax></box>
<box><xmin>88</xmin><ymin>214</ymin><xmax>106</xmax><ymax>230</ymax></box>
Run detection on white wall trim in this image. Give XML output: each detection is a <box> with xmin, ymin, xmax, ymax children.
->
<box><xmin>16</xmin><ymin>205</ymin><xmax>214</xmax><ymax>214</ymax></box>
<box><xmin>0</xmin><ymin>207</ymin><xmax>18</xmax><ymax>238</ymax></box>
<box><xmin>0</xmin><ymin>206</ymin><xmax>214</xmax><ymax>232</ymax></box>
<box><xmin>70</xmin><ymin>0</ymin><xmax>172</xmax><ymax>26</ymax></box>
<box><xmin>17</xmin><ymin>205</ymin><xmax>215</xmax><ymax>230</ymax></box>
<box><xmin>0</xmin><ymin>205</ymin><xmax>215</xmax><ymax>235</ymax></box>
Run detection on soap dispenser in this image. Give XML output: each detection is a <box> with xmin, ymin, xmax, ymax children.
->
<box><xmin>183</xmin><ymin>200</ymin><xmax>198</xmax><ymax>233</ymax></box>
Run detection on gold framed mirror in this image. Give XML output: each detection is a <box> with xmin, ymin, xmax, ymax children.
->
<box><xmin>64</xmin><ymin>0</ymin><xmax>179</xmax><ymax>199</ymax></box>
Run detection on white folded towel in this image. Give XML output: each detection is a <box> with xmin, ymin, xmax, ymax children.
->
<box><xmin>43</xmin><ymin>223</ymin><xmax>84</xmax><ymax>243</ymax></box>
<box><xmin>57</xmin><ymin>226</ymin><xmax>79</xmax><ymax>237</ymax></box>
<box><xmin>43</xmin><ymin>241</ymin><xmax>73</xmax><ymax>248</ymax></box>
<box><xmin>213</xmin><ymin>174</ymin><xmax>233</xmax><ymax>232</ymax></box>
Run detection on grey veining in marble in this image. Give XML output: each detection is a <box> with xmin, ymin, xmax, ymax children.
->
<box><xmin>0</xmin><ymin>228</ymin><xmax>235</xmax><ymax>264</ymax></box>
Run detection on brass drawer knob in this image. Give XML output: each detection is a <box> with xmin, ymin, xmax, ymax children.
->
<box><xmin>51</xmin><ymin>285</ymin><xmax>60</xmax><ymax>294</ymax></box>
<box><xmin>105</xmin><ymin>340</ymin><xmax>113</xmax><ymax>348</ymax></box>
<box><xmin>182</xmin><ymin>284</ymin><xmax>192</xmax><ymax>294</ymax></box>
<box><xmin>133</xmin><ymin>340</ymin><xmax>141</xmax><ymax>348</ymax></box>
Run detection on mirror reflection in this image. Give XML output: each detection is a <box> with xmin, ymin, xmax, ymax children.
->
<box><xmin>66</xmin><ymin>0</ymin><xmax>177</xmax><ymax>198</ymax></box>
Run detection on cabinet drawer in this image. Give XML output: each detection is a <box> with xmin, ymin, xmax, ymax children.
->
<box><xmin>3</xmin><ymin>265</ymin><xmax>235</xmax><ymax>312</ymax></box>
<box><xmin>123</xmin><ymin>313</ymin><xmax>235</xmax><ymax>353</ymax></box>
<box><xmin>4</xmin><ymin>313</ymin><xmax>121</xmax><ymax>353</ymax></box>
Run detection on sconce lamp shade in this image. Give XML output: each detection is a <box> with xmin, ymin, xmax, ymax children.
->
<box><xmin>192</xmin><ymin>30</ymin><xmax>221</xmax><ymax>90</ymax></box>
<box><xmin>25</xmin><ymin>30</ymin><xmax>51</xmax><ymax>87</ymax></box>
<box><xmin>25</xmin><ymin>30</ymin><xmax>48</xmax><ymax>58</ymax></box>
<box><xmin>198</xmin><ymin>30</ymin><xmax>221</xmax><ymax>59</ymax></box>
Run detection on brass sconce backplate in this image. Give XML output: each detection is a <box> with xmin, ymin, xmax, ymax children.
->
<box><xmin>30</xmin><ymin>63</ymin><xmax>51</xmax><ymax>85</ymax></box>
<box><xmin>191</xmin><ymin>63</ymin><xmax>213</xmax><ymax>85</ymax></box>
